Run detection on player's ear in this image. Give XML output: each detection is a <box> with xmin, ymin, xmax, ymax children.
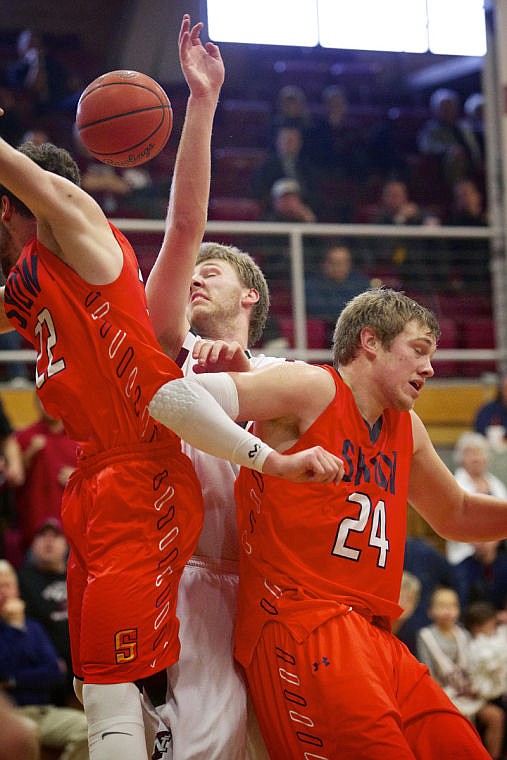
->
<box><xmin>360</xmin><ymin>326</ymin><xmax>379</xmax><ymax>357</ymax></box>
<box><xmin>0</xmin><ymin>196</ymin><xmax>12</xmax><ymax>222</ymax></box>
<box><xmin>243</xmin><ymin>287</ymin><xmax>259</xmax><ymax>306</ymax></box>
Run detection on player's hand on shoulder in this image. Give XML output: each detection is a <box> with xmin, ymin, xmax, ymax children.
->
<box><xmin>192</xmin><ymin>339</ymin><xmax>251</xmax><ymax>373</ymax></box>
<box><xmin>264</xmin><ymin>446</ymin><xmax>344</xmax><ymax>485</ymax></box>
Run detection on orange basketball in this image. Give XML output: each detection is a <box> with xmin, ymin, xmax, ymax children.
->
<box><xmin>75</xmin><ymin>70</ymin><xmax>172</xmax><ymax>167</ymax></box>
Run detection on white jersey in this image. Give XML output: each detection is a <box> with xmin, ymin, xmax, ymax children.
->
<box><xmin>141</xmin><ymin>332</ymin><xmax>280</xmax><ymax>760</ymax></box>
<box><xmin>179</xmin><ymin>331</ymin><xmax>284</xmax><ymax>561</ymax></box>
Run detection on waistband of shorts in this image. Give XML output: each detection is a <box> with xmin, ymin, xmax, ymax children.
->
<box><xmin>186</xmin><ymin>554</ymin><xmax>240</xmax><ymax>576</ymax></box>
<box><xmin>76</xmin><ymin>438</ymin><xmax>182</xmax><ymax>475</ymax></box>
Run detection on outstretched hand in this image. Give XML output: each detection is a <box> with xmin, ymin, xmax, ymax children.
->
<box><xmin>264</xmin><ymin>446</ymin><xmax>344</xmax><ymax>485</ymax></box>
<box><xmin>179</xmin><ymin>14</ymin><xmax>224</xmax><ymax>98</ymax></box>
<box><xmin>192</xmin><ymin>339</ymin><xmax>251</xmax><ymax>373</ymax></box>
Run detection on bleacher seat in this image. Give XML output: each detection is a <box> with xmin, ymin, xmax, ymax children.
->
<box><xmin>277</xmin><ymin>316</ymin><xmax>328</xmax><ymax>349</ymax></box>
<box><xmin>208</xmin><ymin>197</ymin><xmax>262</xmax><ymax>221</ymax></box>
<box><xmin>211</xmin><ymin>146</ymin><xmax>268</xmax><ymax>196</ymax></box>
<box><xmin>461</xmin><ymin>316</ymin><xmax>496</xmax><ymax>377</ymax></box>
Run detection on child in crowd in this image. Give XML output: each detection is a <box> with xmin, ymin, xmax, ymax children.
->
<box><xmin>418</xmin><ymin>587</ymin><xmax>505</xmax><ymax>759</ymax></box>
<box><xmin>463</xmin><ymin>600</ymin><xmax>507</xmax><ymax>706</ymax></box>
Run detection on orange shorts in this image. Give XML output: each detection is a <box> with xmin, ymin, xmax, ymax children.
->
<box><xmin>62</xmin><ymin>440</ymin><xmax>203</xmax><ymax>684</ymax></box>
<box><xmin>245</xmin><ymin>608</ymin><xmax>489</xmax><ymax>759</ymax></box>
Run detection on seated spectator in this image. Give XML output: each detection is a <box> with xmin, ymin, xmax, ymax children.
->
<box><xmin>463</xmin><ymin>600</ymin><xmax>507</xmax><ymax>707</ymax></box>
<box><xmin>269</xmin><ymin>84</ymin><xmax>313</xmax><ymax>141</ymax></box>
<box><xmin>263</xmin><ymin>178</ymin><xmax>317</xmax><ymax>223</ymax></box>
<box><xmin>372</xmin><ymin>178</ymin><xmax>446</xmax><ymax>291</ymax></box>
<box><xmin>304</xmin><ymin>240</ymin><xmax>370</xmax><ymax>333</ymax></box>
<box><xmin>0</xmin><ymin>398</ymin><xmax>25</xmax><ymax>568</ymax></box>
<box><xmin>445</xmin><ymin>178</ymin><xmax>490</xmax><ymax>292</ymax></box>
<box><xmin>72</xmin><ymin>125</ymin><xmax>154</xmax><ymax>216</ymax></box>
<box><xmin>404</xmin><ymin>536</ymin><xmax>457</xmax><ymax>644</ymax></box>
<box><xmin>303</xmin><ymin>85</ymin><xmax>363</xmax><ymax>176</ymax></box>
<box><xmin>0</xmin><ymin>329</ymin><xmax>31</xmax><ymax>385</ymax></box>
<box><xmin>0</xmin><ymin>559</ymin><xmax>89</xmax><ymax>759</ymax></box>
<box><xmin>417</xmin><ymin>587</ymin><xmax>504</xmax><ymax>758</ymax></box>
<box><xmin>417</xmin><ymin>88</ymin><xmax>481</xmax><ymax>185</ymax></box>
<box><xmin>392</xmin><ymin>570</ymin><xmax>422</xmax><ymax>655</ymax></box>
<box><xmin>475</xmin><ymin>372</ymin><xmax>507</xmax><ymax>443</ymax></box>
<box><xmin>0</xmin><ymin>87</ymin><xmax>24</xmax><ymax>147</ymax></box>
<box><xmin>0</xmin><ymin>690</ymin><xmax>38</xmax><ymax>760</ymax></box>
<box><xmin>447</xmin><ymin>432</ymin><xmax>507</xmax><ymax>566</ymax></box>
<box><xmin>460</xmin><ymin>93</ymin><xmax>486</xmax><ymax>167</ymax></box>
<box><xmin>6</xmin><ymin>30</ymin><xmax>81</xmax><ymax>118</ymax></box>
<box><xmin>454</xmin><ymin>540</ymin><xmax>507</xmax><ymax>612</ymax></box>
<box><xmin>18</xmin><ymin>518</ymin><xmax>71</xmax><ymax>705</ymax></box>
<box><xmin>250</xmin><ymin>124</ymin><xmax>321</xmax><ymax>214</ymax></box>
<box><xmin>14</xmin><ymin>397</ymin><xmax>77</xmax><ymax>554</ymax></box>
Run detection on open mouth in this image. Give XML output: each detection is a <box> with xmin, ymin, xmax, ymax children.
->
<box><xmin>409</xmin><ymin>379</ymin><xmax>423</xmax><ymax>393</ymax></box>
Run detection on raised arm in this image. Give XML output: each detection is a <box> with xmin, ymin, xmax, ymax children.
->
<box><xmin>409</xmin><ymin>411</ymin><xmax>507</xmax><ymax>541</ymax></box>
<box><xmin>145</xmin><ymin>15</ymin><xmax>224</xmax><ymax>358</ymax></box>
<box><xmin>0</xmin><ymin>125</ymin><xmax>121</xmax><ymax>284</ymax></box>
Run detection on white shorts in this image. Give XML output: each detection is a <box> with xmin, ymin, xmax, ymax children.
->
<box><xmin>143</xmin><ymin>557</ymin><xmax>269</xmax><ymax>760</ymax></box>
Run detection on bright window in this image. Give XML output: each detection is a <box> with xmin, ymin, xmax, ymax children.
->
<box><xmin>205</xmin><ymin>0</ymin><xmax>487</xmax><ymax>55</ymax></box>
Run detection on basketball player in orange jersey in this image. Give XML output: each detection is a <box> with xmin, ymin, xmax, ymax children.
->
<box><xmin>150</xmin><ymin>287</ymin><xmax>507</xmax><ymax>759</ymax></box>
<box><xmin>0</xmin><ymin>15</ymin><xmax>343</xmax><ymax>760</ymax></box>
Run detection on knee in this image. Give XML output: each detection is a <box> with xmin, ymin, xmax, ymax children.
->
<box><xmin>73</xmin><ymin>676</ymin><xmax>84</xmax><ymax>705</ymax></box>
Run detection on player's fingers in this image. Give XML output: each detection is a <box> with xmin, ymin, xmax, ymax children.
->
<box><xmin>190</xmin><ymin>22</ymin><xmax>204</xmax><ymax>44</ymax></box>
<box><xmin>310</xmin><ymin>448</ymin><xmax>343</xmax><ymax>483</ymax></box>
<box><xmin>179</xmin><ymin>14</ymin><xmax>190</xmax><ymax>45</ymax></box>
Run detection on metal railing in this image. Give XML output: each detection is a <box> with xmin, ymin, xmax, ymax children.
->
<box><xmin>1</xmin><ymin>218</ymin><xmax>504</xmax><ymax>376</ymax></box>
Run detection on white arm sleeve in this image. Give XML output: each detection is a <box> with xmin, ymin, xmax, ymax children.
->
<box><xmin>149</xmin><ymin>376</ymin><xmax>273</xmax><ymax>472</ymax></box>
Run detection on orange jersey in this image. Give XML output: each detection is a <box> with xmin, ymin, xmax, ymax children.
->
<box><xmin>4</xmin><ymin>224</ymin><xmax>179</xmax><ymax>454</ymax></box>
<box><xmin>234</xmin><ymin>365</ymin><xmax>413</xmax><ymax>666</ymax></box>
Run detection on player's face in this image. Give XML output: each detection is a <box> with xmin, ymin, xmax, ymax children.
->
<box><xmin>374</xmin><ymin>320</ymin><xmax>436</xmax><ymax>412</ymax></box>
<box><xmin>188</xmin><ymin>259</ymin><xmax>246</xmax><ymax>338</ymax></box>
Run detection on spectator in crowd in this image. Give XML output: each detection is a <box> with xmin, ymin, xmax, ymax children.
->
<box><xmin>0</xmin><ymin>87</ymin><xmax>24</xmax><ymax>147</ymax></box>
<box><xmin>475</xmin><ymin>372</ymin><xmax>507</xmax><ymax>442</ymax></box>
<box><xmin>372</xmin><ymin>178</ymin><xmax>446</xmax><ymax>291</ymax></box>
<box><xmin>269</xmin><ymin>84</ymin><xmax>313</xmax><ymax>141</ymax></box>
<box><xmin>0</xmin><ymin>690</ymin><xmax>39</xmax><ymax>760</ymax></box>
<box><xmin>304</xmin><ymin>239</ymin><xmax>370</xmax><ymax>339</ymax></box>
<box><xmin>251</xmin><ymin>124</ymin><xmax>320</xmax><ymax>214</ymax></box>
<box><xmin>18</xmin><ymin>517</ymin><xmax>71</xmax><ymax>705</ymax></box>
<box><xmin>417</xmin><ymin>88</ymin><xmax>481</xmax><ymax>185</ymax></box>
<box><xmin>0</xmin><ymin>559</ymin><xmax>89</xmax><ymax>759</ymax></box>
<box><xmin>264</xmin><ymin>177</ymin><xmax>317</xmax><ymax>223</ymax></box>
<box><xmin>447</xmin><ymin>432</ymin><xmax>507</xmax><ymax>566</ymax></box>
<box><xmin>303</xmin><ymin>85</ymin><xmax>363</xmax><ymax>175</ymax></box>
<box><xmin>463</xmin><ymin>600</ymin><xmax>507</xmax><ymax>708</ymax></box>
<box><xmin>460</xmin><ymin>93</ymin><xmax>486</xmax><ymax>167</ymax></box>
<box><xmin>6</xmin><ymin>30</ymin><xmax>81</xmax><ymax>118</ymax></box>
<box><xmin>72</xmin><ymin>125</ymin><xmax>155</xmax><ymax>216</ymax></box>
<box><xmin>259</xmin><ymin>178</ymin><xmax>318</xmax><ymax>281</ymax></box>
<box><xmin>14</xmin><ymin>396</ymin><xmax>78</xmax><ymax>554</ymax></box>
<box><xmin>0</xmin><ymin>328</ymin><xmax>31</xmax><ymax>385</ymax></box>
<box><xmin>417</xmin><ymin>587</ymin><xmax>504</xmax><ymax>758</ymax></box>
<box><xmin>403</xmin><ymin>535</ymin><xmax>458</xmax><ymax>650</ymax></box>
<box><xmin>392</xmin><ymin>570</ymin><xmax>422</xmax><ymax>655</ymax></box>
<box><xmin>445</xmin><ymin>177</ymin><xmax>490</xmax><ymax>292</ymax></box>
<box><xmin>454</xmin><ymin>540</ymin><xmax>507</xmax><ymax>612</ymax></box>
<box><xmin>0</xmin><ymin>398</ymin><xmax>25</xmax><ymax>568</ymax></box>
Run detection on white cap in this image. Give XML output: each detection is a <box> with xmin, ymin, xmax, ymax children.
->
<box><xmin>271</xmin><ymin>178</ymin><xmax>301</xmax><ymax>199</ymax></box>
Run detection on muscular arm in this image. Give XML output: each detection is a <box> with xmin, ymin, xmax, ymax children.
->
<box><xmin>0</xmin><ymin>290</ymin><xmax>13</xmax><ymax>334</ymax></box>
<box><xmin>0</xmin><ymin>131</ymin><xmax>122</xmax><ymax>284</ymax></box>
<box><xmin>145</xmin><ymin>16</ymin><xmax>224</xmax><ymax>359</ymax></box>
<box><xmin>409</xmin><ymin>411</ymin><xmax>507</xmax><ymax>541</ymax></box>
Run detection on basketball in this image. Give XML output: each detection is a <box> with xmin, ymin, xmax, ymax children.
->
<box><xmin>75</xmin><ymin>70</ymin><xmax>173</xmax><ymax>167</ymax></box>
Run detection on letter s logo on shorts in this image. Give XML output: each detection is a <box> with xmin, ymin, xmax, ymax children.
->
<box><xmin>114</xmin><ymin>628</ymin><xmax>138</xmax><ymax>663</ymax></box>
